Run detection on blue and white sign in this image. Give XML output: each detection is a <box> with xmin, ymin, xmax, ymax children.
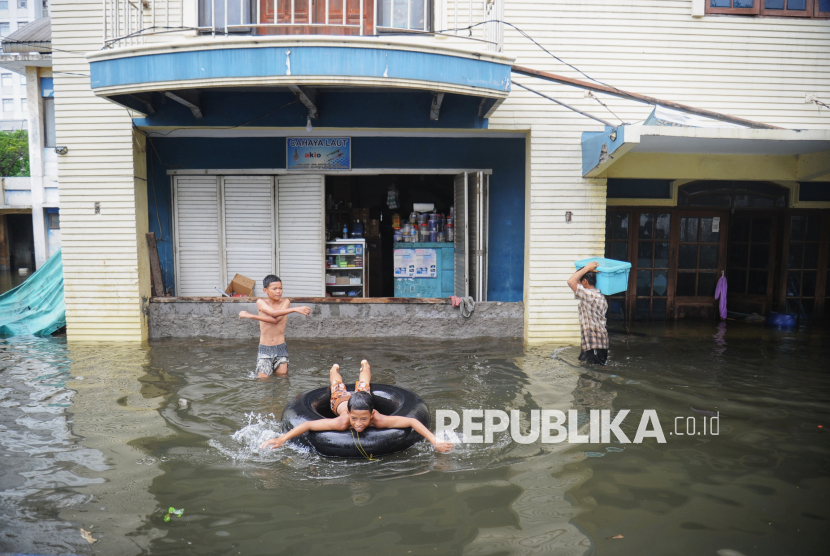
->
<box><xmin>287</xmin><ymin>137</ymin><xmax>351</xmax><ymax>170</ymax></box>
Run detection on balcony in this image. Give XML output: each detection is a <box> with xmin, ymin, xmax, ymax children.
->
<box><xmin>104</xmin><ymin>1</ymin><xmax>503</xmax><ymax>51</ymax></box>
<box><xmin>91</xmin><ymin>1</ymin><xmax>511</xmax><ymax>125</ymax></box>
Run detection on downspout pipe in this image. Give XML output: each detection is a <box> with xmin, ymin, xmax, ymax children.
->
<box><xmin>511</xmin><ymin>65</ymin><xmax>783</xmax><ymax>130</ymax></box>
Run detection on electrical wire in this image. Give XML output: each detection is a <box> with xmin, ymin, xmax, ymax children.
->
<box><xmin>101</xmin><ymin>26</ymin><xmax>202</xmax><ymax>50</ymax></box>
<box><xmin>586</xmin><ymin>91</ymin><xmax>625</xmax><ymax>125</ymax></box>
<box><xmin>437</xmin><ymin>19</ymin><xmax>625</xmax><ymax>94</ymax></box>
<box><xmin>0</xmin><ymin>38</ymin><xmax>89</xmax><ymax>55</ymax></box>
<box><xmin>513</xmin><ymin>81</ymin><xmax>615</xmax><ymax>128</ymax></box>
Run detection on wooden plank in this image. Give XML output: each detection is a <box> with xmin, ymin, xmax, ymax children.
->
<box><xmin>150</xmin><ymin>296</ymin><xmax>452</xmax><ymax>304</ymax></box>
<box><xmin>146</xmin><ymin>232</ymin><xmax>165</xmax><ymax>297</ymax></box>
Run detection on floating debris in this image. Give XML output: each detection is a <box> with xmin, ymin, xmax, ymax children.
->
<box><xmin>164</xmin><ymin>507</ymin><xmax>185</xmax><ymax>522</ymax></box>
<box><xmin>80</xmin><ymin>528</ymin><xmax>97</xmax><ymax>543</ymax></box>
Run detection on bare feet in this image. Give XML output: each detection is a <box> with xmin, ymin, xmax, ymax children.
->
<box><xmin>329</xmin><ymin>363</ymin><xmax>343</xmax><ymax>384</ymax></box>
<box><xmin>358</xmin><ymin>359</ymin><xmax>371</xmax><ymax>384</ymax></box>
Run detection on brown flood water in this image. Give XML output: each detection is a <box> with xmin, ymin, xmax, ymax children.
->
<box><xmin>0</xmin><ymin>320</ymin><xmax>828</xmax><ymax>555</ymax></box>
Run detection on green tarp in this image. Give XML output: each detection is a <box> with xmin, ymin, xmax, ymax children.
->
<box><xmin>0</xmin><ymin>248</ymin><xmax>65</xmax><ymax>336</ymax></box>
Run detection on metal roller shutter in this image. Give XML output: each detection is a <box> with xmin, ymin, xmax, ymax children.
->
<box><xmin>222</xmin><ymin>176</ymin><xmax>276</xmax><ymax>296</ymax></box>
<box><xmin>276</xmin><ymin>175</ymin><xmax>325</xmax><ymax>297</ymax></box>
<box><xmin>173</xmin><ymin>176</ymin><xmax>223</xmax><ymax>297</ymax></box>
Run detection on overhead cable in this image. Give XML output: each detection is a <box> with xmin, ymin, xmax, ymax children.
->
<box><xmin>513</xmin><ymin>81</ymin><xmax>616</xmax><ymax>128</ymax></box>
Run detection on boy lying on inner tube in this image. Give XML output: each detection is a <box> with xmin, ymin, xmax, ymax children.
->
<box><xmin>259</xmin><ymin>359</ymin><xmax>453</xmax><ymax>453</ymax></box>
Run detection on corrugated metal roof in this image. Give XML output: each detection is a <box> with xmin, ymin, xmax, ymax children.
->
<box><xmin>2</xmin><ymin>17</ymin><xmax>51</xmax><ymax>54</ymax></box>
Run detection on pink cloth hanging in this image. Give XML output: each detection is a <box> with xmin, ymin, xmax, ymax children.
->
<box><xmin>714</xmin><ymin>274</ymin><xmax>728</xmax><ymax>320</ymax></box>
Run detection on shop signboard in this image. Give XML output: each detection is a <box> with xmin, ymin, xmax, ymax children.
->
<box><xmin>286</xmin><ymin>137</ymin><xmax>351</xmax><ymax>170</ymax></box>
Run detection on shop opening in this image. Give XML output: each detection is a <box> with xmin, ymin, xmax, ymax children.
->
<box><xmin>171</xmin><ymin>171</ymin><xmax>489</xmax><ymax>301</ymax></box>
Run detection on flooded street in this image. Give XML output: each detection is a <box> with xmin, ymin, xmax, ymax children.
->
<box><xmin>1</xmin><ymin>322</ymin><xmax>829</xmax><ymax>555</ymax></box>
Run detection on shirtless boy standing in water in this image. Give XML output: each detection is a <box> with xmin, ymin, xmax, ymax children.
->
<box><xmin>238</xmin><ymin>275</ymin><xmax>311</xmax><ymax>377</ymax></box>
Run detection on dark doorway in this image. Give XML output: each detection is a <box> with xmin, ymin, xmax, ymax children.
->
<box><xmin>727</xmin><ymin>211</ymin><xmax>781</xmax><ymax>315</ymax></box>
<box><xmin>325</xmin><ymin>174</ymin><xmax>455</xmax><ymax>297</ymax></box>
<box><xmin>6</xmin><ymin>214</ymin><xmax>35</xmax><ymax>274</ymax></box>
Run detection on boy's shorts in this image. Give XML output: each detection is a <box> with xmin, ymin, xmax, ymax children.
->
<box><xmin>256</xmin><ymin>343</ymin><xmax>289</xmax><ymax>376</ymax></box>
<box><xmin>330</xmin><ymin>380</ymin><xmax>370</xmax><ymax>414</ymax></box>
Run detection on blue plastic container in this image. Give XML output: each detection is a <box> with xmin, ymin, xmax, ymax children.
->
<box><xmin>766</xmin><ymin>312</ymin><xmax>796</xmax><ymax>329</ymax></box>
<box><xmin>573</xmin><ymin>257</ymin><xmax>632</xmax><ymax>295</ymax></box>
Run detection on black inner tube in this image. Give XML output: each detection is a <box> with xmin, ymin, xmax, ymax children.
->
<box><xmin>281</xmin><ymin>384</ymin><xmax>430</xmax><ymax>458</ymax></box>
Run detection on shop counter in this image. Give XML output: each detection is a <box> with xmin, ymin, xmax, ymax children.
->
<box><xmin>393</xmin><ymin>242</ymin><xmax>455</xmax><ymax>299</ymax></box>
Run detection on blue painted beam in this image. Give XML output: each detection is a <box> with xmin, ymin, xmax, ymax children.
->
<box><xmin>90</xmin><ymin>46</ymin><xmax>511</xmax><ymax>94</ymax></box>
<box><xmin>581</xmin><ymin>125</ymin><xmax>626</xmax><ymax>177</ymax></box>
<box><xmin>129</xmin><ymin>90</ymin><xmax>489</xmax><ymax>129</ymax></box>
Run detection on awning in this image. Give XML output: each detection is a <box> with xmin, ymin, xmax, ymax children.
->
<box><xmin>1</xmin><ymin>17</ymin><xmax>51</xmax><ymax>54</ymax></box>
<box><xmin>582</xmin><ymin>107</ymin><xmax>830</xmax><ymax>182</ymax></box>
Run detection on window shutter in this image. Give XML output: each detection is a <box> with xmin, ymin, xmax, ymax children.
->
<box><xmin>276</xmin><ymin>175</ymin><xmax>324</xmax><ymax>297</ymax></box>
<box><xmin>173</xmin><ymin>176</ymin><xmax>223</xmax><ymax>296</ymax></box>
<box><xmin>222</xmin><ymin>176</ymin><xmax>276</xmax><ymax>296</ymax></box>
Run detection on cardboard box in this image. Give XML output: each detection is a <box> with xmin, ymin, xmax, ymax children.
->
<box><xmin>351</xmin><ymin>208</ymin><xmax>370</xmax><ymax>223</ymax></box>
<box><xmin>225</xmin><ymin>273</ymin><xmax>256</xmax><ymax>296</ymax></box>
<box><xmin>335</xmin><ymin>276</ymin><xmax>351</xmax><ymax>285</ymax></box>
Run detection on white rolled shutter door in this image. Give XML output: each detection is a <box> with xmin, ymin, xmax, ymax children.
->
<box><xmin>173</xmin><ymin>176</ymin><xmax>223</xmax><ymax>296</ymax></box>
<box><xmin>222</xmin><ymin>176</ymin><xmax>276</xmax><ymax>296</ymax></box>
<box><xmin>276</xmin><ymin>175</ymin><xmax>324</xmax><ymax>297</ymax></box>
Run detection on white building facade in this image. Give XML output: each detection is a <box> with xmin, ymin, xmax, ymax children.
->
<box><xmin>49</xmin><ymin>0</ymin><xmax>830</xmax><ymax>343</ymax></box>
<box><xmin>0</xmin><ymin>0</ymin><xmax>47</xmax><ymax>130</ymax></box>
<box><xmin>0</xmin><ymin>14</ymin><xmax>58</xmax><ymax>275</ymax></box>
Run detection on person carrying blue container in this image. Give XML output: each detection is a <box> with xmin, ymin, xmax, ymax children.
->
<box><xmin>567</xmin><ymin>261</ymin><xmax>609</xmax><ymax>365</ymax></box>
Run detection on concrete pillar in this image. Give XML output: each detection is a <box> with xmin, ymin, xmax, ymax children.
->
<box><xmin>26</xmin><ymin>66</ymin><xmax>48</xmax><ymax>269</ymax></box>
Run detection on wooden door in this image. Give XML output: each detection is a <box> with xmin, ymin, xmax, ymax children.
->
<box><xmin>779</xmin><ymin>210</ymin><xmax>829</xmax><ymax>320</ymax></box>
<box><xmin>604</xmin><ymin>208</ymin><xmax>634</xmax><ymax>321</ymax></box>
<box><xmin>726</xmin><ymin>211</ymin><xmax>780</xmax><ymax>315</ymax></box>
<box><xmin>672</xmin><ymin>210</ymin><xmax>729</xmax><ymax>319</ymax></box>
<box><xmin>633</xmin><ymin>209</ymin><xmax>673</xmax><ymax>320</ymax></box>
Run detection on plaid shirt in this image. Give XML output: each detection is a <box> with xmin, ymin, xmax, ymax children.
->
<box><xmin>575</xmin><ymin>284</ymin><xmax>609</xmax><ymax>350</ymax></box>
